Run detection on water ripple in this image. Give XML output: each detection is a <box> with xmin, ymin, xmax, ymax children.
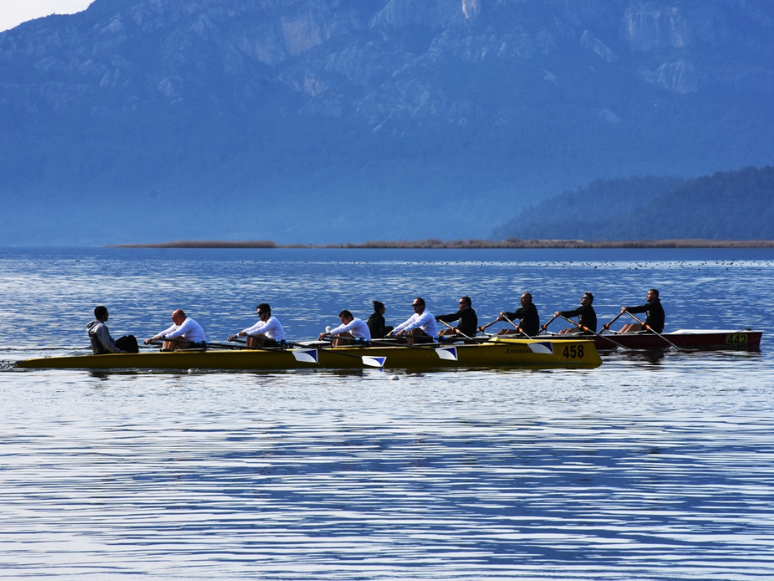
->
<box><xmin>1</xmin><ymin>248</ymin><xmax>774</xmax><ymax>579</ymax></box>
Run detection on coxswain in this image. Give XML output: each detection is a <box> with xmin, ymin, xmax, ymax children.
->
<box><xmin>87</xmin><ymin>306</ymin><xmax>138</xmax><ymax>354</ymax></box>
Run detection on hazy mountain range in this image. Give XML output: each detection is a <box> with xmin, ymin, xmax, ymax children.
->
<box><xmin>494</xmin><ymin>166</ymin><xmax>774</xmax><ymax>241</ymax></box>
<box><xmin>2</xmin><ymin>0</ymin><xmax>774</xmax><ymax>245</ymax></box>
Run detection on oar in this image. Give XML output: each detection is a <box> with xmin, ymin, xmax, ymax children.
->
<box><xmin>539</xmin><ymin>314</ymin><xmax>558</xmax><ymax>335</ymax></box>
<box><xmin>283</xmin><ymin>340</ymin><xmax>386</xmax><ymax>368</ymax></box>
<box><xmin>369</xmin><ymin>338</ymin><xmax>460</xmax><ymax>361</ymax></box>
<box><xmin>478</xmin><ymin>318</ymin><xmax>500</xmax><ymax>333</ymax></box>
<box><xmin>557</xmin><ymin>314</ymin><xmax>630</xmax><ymax>351</ymax></box>
<box><xmin>600</xmin><ymin>312</ymin><xmax>625</xmax><ymax>333</ymax></box>
<box><xmin>437</xmin><ymin>319</ymin><xmax>475</xmax><ymax>341</ymax></box>
<box><xmin>500</xmin><ymin>314</ymin><xmax>531</xmax><ymax>338</ymax></box>
<box><xmin>623</xmin><ymin>311</ymin><xmax>682</xmax><ymax>350</ymax></box>
<box><xmin>227</xmin><ymin>337</ymin><xmax>294</xmax><ymax>353</ymax></box>
<box><xmin>204</xmin><ymin>340</ymin><xmax>249</xmax><ymax>350</ymax></box>
<box><xmin>146</xmin><ymin>338</ymin><xmax>207</xmax><ymax>351</ymax></box>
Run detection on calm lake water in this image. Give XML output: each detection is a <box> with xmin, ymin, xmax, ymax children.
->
<box><xmin>1</xmin><ymin>247</ymin><xmax>773</xmax><ymax>580</ymax></box>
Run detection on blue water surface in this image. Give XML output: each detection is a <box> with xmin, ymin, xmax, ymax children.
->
<box><xmin>1</xmin><ymin>247</ymin><xmax>773</xmax><ymax>580</ymax></box>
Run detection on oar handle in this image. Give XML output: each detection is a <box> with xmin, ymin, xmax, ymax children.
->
<box><xmin>601</xmin><ymin>311</ymin><xmax>624</xmax><ymax>331</ymax></box>
<box><xmin>624</xmin><ymin>310</ymin><xmax>646</xmax><ymax>326</ymax></box>
<box><xmin>437</xmin><ymin>318</ymin><xmax>474</xmax><ymax>340</ymax></box>
<box><xmin>147</xmin><ymin>337</ymin><xmax>206</xmax><ymax>349</ymax></box>
<box><xmin>500</xmin><ymin>315</ymin><xmax>529</xmax><ymax>338</ymax></box>
<box><xmin>540</xmin><ymin>314</ymin><xmax>559</xmax><ymax>333</ymax></box>
<box><xmin>624</xmin><ymin>311</ymin><xmax>658</xmax><ymax>333</ymax></box>
<box><xmin>478</xmin><ymin>319</ymin><xmax>499</xmax><ymax>333</ymax></box>
<box><xmin>501</xmin><ymin>314</ymin><xmax>519</xmax><ymax>330</ymax></box>
<box><xmin>558</xmin><ymin>314</ymin><xmax>583</xmax><ymax>329</ymax></box>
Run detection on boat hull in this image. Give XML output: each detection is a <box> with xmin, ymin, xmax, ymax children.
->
<box><xmin>553</xmin><ymin>329</ymin><xmax>762</xmax><ymax>351</ymax></box>
<box><xmin>15</xmin><ymin>338</ymin><xmax>601</xmax><ymax>371</ymax></box>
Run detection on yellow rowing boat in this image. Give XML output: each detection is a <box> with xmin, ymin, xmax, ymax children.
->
<box><xmin>15</xmin><ymin>337</ymin><xmax>600</xmax><ymax>371</ymax></box>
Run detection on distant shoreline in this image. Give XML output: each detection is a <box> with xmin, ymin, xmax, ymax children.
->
<box><xmin>111</xmin><ymin>239</ymin><xmax>774</xmax><ymax>249</ymax></box>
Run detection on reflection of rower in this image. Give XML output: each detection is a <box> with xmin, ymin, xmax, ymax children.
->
<box><xmin>554</xmin><ymin>293</ymin><xmax>597</xmax><ymax>335</ymax></box>
<box><xmin>620</xmin><ymin>289</ymin><xmax>665</xmax><ymax>333</ymax></box>
<box><xmin>489</xmin><ymin>292</ymin><xmax>540</xmax><ymax>337</ymax></box>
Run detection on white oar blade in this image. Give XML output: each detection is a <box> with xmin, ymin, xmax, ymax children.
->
<box><xmin>292</xmin><ymin>349</ymin><xmax>319</xmax><ymax>364</ymax></box>
<box><xmin>436</xmin><ymin>346</ymin><xmax>458</xmax><ymax>361</ymax></box>
<box><xmin>528</xmin><ymin>342</ymin><xmax>554</xmax><ymax>355</ymax></box>
<box><xmin>362</xmin><ymin>356</ymin><xmax>386</xmax><ymax>368</ymax></box>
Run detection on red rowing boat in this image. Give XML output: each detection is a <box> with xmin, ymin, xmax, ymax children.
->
<box><xmin>550</xmin><ymin>329</ymin><xmax>762</xmax><ymax>351</ymax></box>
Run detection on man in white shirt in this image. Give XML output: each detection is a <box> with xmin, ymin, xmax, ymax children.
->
<box><xmin>144</xmin><ymin>309</ymin><xmax>207</xmax><ymax>350</ymax></box>
<box><xmin>229</xmin><ymin>303</ymin><xmax>285</xmax><ymax>348</ymax></box>
<box><xmin>388</xmin><ymin>297</ymin><xmax>438</xmax><ymax>344</ymax></box>
<box><xmin>319</xmin><ymin>310</ymin><xmax>371</xmax><ymax>346</ymax></box>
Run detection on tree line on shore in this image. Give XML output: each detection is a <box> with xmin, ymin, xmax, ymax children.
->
<box><xmin>493</xmin><ymin>166</ymin><xmax>774</xmax><ymax>242</ymax></box>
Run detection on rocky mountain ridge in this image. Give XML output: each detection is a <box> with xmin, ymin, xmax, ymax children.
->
<box><xmin>2</xmin><ymin>0</ymin><xmax>773</xmax><ymax>244</ymax></box>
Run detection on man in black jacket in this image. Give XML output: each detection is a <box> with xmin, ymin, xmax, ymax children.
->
<box><xmin>620</xmin><ymin>289</ymin><xmax>665</xmax><ymax>333</ymax></box>
<box><xmin>436</xmin><ymin>296</ymin><xmax>478</xmax><ymax>338</ymax></box>
<box><xmin>491</xmin><ymin>292</ymin><xmax>540</xmax><ymax>337</ymax></box>
<box><xmin>555</xmin><ymin>292</ymin><xmax>597</xmax><ymax>334</ymax></box>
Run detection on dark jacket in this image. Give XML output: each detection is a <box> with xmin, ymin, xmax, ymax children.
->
<box><xmin>503</xmin><ymin>303</ymin><xmax>540</xmax><ymax>336</ymax></box>
<box><xmin>626</xmin><ymin>299</ymin><xmax>665</xmax><ymax>333</ymax></box>
<box><xmin>367</xmin><ymin>312</ymin><xmax>393</xmax><ymax>339</ymax></box>
<box><xmin>558</xmin><ymin>305</ymin><xmax>597</xmax><ymax>333</ymax></box>
<box><xmin>436</xmin><ymin>307</ymin><xmax>478</xmax><ymax>337</ymax></box>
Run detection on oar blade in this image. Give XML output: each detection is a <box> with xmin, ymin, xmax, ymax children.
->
<box><xmin>436</xmin><ymin>346</ymin><xmax>458</xmax><ymax>361</ymax></box>
<box><xmin>361</xmin><ymin>356</ymin><xmax>386</xmax><ymax>368</ymax></box>
<box><xmin>292</xmin><ymin>349</ymin><xmax>319</xmax><ymax>364</ymax></box>
<box><xmin>528</xmin><ymin>342</ymin><xmax>554</xmax><ymax>355</ymax></box>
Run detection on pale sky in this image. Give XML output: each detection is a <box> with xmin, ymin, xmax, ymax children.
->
<box><xmin>0</xmin><ymin>0</ymin><xmax>94</xmax><ymax>33</ymax></box>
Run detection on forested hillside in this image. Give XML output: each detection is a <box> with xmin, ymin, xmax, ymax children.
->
<box><xmin>493</xmin><ymin>167</ymin><xmax>774</xmax><ymax>241</ymax></box>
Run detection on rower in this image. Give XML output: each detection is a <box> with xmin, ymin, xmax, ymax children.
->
<box><xmin>487</xmin><ymin>292</ymin><xmax>540</xmax><ymax>336</ymax></box>
<box><xmin>387</xmin><ymin>297</ymin><xmax>438</xmax><ymax>344</ymax></box>
<box><xmin>619</xmin><ymin>289</ymin><xmax>665</xmax><ymax>333</ymax></box>
<box><xmin>145</xmin><ymin>309</ymin><xmax>206</xmax><ymax>350</ymax></box>
<box><xmin>555</xmin><ymin>293</ymin><xmax>597</xmax><ymax>335</ymax></box>
<box><xmin>319</xmin><ymin>310</ymin><xmax>371</xmax><ymax>347</ymax></box>
<box><xmin>436</xmin><ymin>296</ymin><xmax>478</xmax><ymax>340</ymax></box>
<box><xmin>228</xmin><ymin>303</ymin><xmax>285</xmax><ymax>348</ymax></box>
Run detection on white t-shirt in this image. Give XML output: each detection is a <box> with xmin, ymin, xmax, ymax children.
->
<box><xmin>243</xmin><ymin>316</ymin><xmax>285</xmax><ymax>341</ymax></box>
